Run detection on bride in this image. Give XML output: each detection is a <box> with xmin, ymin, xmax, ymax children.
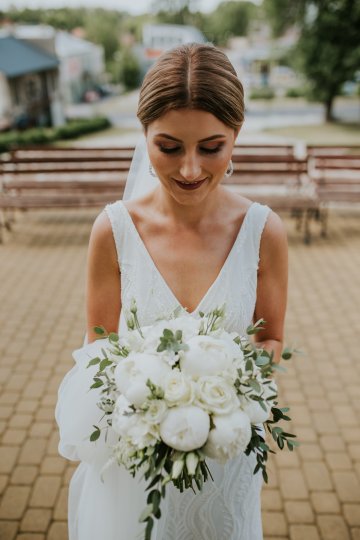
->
<box><xmin>56</xmin><ymin>43</ymin><xmax>288</xmax><ymax>540</ymax></box>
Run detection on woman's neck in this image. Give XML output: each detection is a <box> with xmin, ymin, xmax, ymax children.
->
<box><xmin>150</xmin><ymin>185</ymin><xmax>228</xmax><ymax>228</ymax></box>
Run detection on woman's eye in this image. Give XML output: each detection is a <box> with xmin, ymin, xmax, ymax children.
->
<box><xmin>159</xmin><ymin>146</ymin><xmax>180</xmax><ymax>154</ymax></box>
<box><xmin>200</xmin><ymin>145</ymin><xmax>223</xmax><ymax>154</ymax></box>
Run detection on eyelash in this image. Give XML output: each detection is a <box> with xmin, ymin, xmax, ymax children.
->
<box><xmin>159</xmin><ymin>145</ymin><xmax>223</xmax><ymax>155</ymax></box>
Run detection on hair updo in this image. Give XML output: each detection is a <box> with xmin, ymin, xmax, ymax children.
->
<box><xmin>137</xmin><ymin>43</ymin><xmax>244</xmax><ymax>132</ymax></box>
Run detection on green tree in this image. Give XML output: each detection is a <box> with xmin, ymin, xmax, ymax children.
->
<box><xmin>84</xmin><ymin>9</ymin><xmax>123</xmax><ymax>62</ymax></box>
<box><xmin>152</xmin><ymin>0</ymin><xmax>203</xmax><ymax>26</ymax></box>
<box><xmin>204</xmin><ymin>1</ymin><xmax>258</xmax><ymax>46</ymax></box>
<box><xmin>262</xmin><ymin>0</ymin><xmax>360</xmax><ymax>121</ymax></box>
<box><xmin>117</xmin><ymin>49</ymin><xmax>141</xmax><ymax>90</ymax></box>
<box><xmin>263</xmin><ymin>0</ymin><xmax>306</xmax><ymax>37</ymax></box>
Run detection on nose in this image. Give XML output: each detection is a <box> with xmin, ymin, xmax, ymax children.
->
<box><xmin>179</xmin><ymin>151</ymin><xmax>202</xmax><ymax>181</ymax></box>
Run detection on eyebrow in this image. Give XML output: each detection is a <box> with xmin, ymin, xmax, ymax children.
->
<box><xmin>155</xmin><ymin>134</ymin><xmax>227</xmax><ymax>143</ymax></box>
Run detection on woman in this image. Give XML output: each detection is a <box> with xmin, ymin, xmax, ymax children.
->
<box><xmin>56</xmin><ymin>43</ymin><xmax>288</xmax><ymax>540</ymax></box>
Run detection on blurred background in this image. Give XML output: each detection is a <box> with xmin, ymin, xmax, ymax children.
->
<box><xmin>0</xmin><ymin>2</ymin><xmax>360</xmax><ymax>540</ymax></box>
<box><xmin>0</xmin><ymin>0</ymin><xmax>359</xmax><ymax>146</ymax></box>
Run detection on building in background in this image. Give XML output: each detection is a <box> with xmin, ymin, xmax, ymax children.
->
<box><xmin>7</xmin><ymin>25</ymin><xmax>106</xmax><ymax>105</ymax></box>
<box><xmin>226</xmin><ymin>25</ymin><xmax>302</xmax><ymax>99</ymax></box>
<box><xmin>0</xmin><ymin>35</ymin><xmax>63</xmax><ymax>130</ymax></box>
<box><xmin>138</xmin><ymin>23</ymin><xmax>206</xmax><ymax>74</ymax></box>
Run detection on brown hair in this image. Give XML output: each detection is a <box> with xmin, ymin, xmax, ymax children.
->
<box><xmin>137</xmin><ymin>43</ymin><xmax>244</xmax><ymax>131</ymax></box>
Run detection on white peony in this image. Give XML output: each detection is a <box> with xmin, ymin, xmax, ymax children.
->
<box><xmin>180</xmin><ymin>335</ymin><xmax>237</xmax><ymax>380</ymax></box>
<box><xmin>203</xmin><ymin>410</ymin><xmax>252</xmax><ymax>463</ymax></box>
<box><xmin>195</xmin><ymin>376</ymin><xmax>239</xmax><ymax>415</ymax></box>
<box><xmin>164</xmin><ymin>369</ymin><xmax>195</xmax><ymax>407</ymax></box>
<box><xmin>143</xmin><ymin>316</ymin><xmax>200</xmax><ymax>350</ymax></box>
<box><xmin>114</xmin><ymin>352</ymin><xmax>171</xmax><ymax>408</ymax></box>
<box><xmin>159</xmin><ymin>405</ymin><xmax>210</xmax><ymax>451</ymax></box>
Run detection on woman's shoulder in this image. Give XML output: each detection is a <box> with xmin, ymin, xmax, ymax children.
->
<box><xmin>88</xmin><ymin>209</ymin><xmax>118</xmax><ymax>263</ymax></box>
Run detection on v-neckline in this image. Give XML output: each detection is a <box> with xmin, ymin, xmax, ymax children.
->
<box><xmin>120</xmin><ymin>201</ymin><xmax>255</xmax><ymax>315</ymax></box>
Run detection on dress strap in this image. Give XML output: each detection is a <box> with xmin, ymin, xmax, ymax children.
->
<box><xmin>245</xmin><ymin>202</ymin><xmax>271</xmax><ymax>268</ymax></box>
<box><xmin>104</xmin><ymin>200</ymin><xmax>127</xmax><ymax>266</ymax></box>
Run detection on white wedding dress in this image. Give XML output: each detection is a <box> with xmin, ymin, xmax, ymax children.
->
<box><xmin>55</xmin><ymin>199</ymin><xmax>271</xmax><ymax>540</ymax></box>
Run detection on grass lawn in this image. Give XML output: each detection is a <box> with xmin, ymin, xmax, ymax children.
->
<box><xmin>262</xmin><ymin>121</ymin><xmax>360</xmax><ymax>145</ymax></box>
<box><xmin>54</xmin><ymin>126</ymin><xmax>141</xmax><ymax>146</ymax></box>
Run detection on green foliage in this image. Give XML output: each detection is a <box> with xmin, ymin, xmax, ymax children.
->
<box><xmin>3</xmin><ymin>7</ymin><xmax>88</xmax><ymax>31</ymax></box>
<box><xmin>249</xmin><ymin>87</ymin><xmax>275</xmax><ymax>100</ymax></box>
<box><xmin>262</xmin><ymin>0</ymin><xmax>360</xmax><ymax>121</ymax></box>
<box><xmin>0</xmin><ymin>117</ymin><xmax>111</xmax><ymax>154</ymax></box>
<box><xmin>204</xmin><ymin>1</ymin><xmax>258</xmax><ymax>45</ymax></box>
<box><xmin>297</xmin><ymin>0</ymin><xmax>360</xmax><ymax>121</ymax></box>
<box><xmin>152</xmin><ymin>0</ymin><xmax>203</xmax><ymax>26</ymax></box>
<box><xmin>285</xmin><ymin>87</ymin><xmax>307</xmax><ymax>98</ymax></box>
<box><xmin>118</xmin><ymin>49</ymin><xmax>142</xmax><ymax>90</ymax></box>
<box><xmin>262</xmin><ymin>0</ymin><xmax>306</xmax><ymax>38</ymax></box>
<box><xmin>84</xmin><ymin>9</ymin><xmax>123</xmax><ymax>62</ymax></box>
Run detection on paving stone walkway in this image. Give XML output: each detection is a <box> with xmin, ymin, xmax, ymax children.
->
<box><xmin>0</xmin><ymin>207</ymin><xmax>359</xmax><ymax>540</ymax></box>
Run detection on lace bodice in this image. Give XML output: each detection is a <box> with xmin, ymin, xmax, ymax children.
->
<box><xmin>105</xmin><ymin>200</ymin><xmax>270</xmax><ymax>337</ymax></box>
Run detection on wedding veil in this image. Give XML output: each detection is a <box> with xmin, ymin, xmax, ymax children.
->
<box><xmin>122</xmin><ymin>135</ymin><xmax>158</xmax><ymax>201</ymax></box>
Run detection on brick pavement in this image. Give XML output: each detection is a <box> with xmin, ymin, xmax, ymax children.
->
<box><xmin>0</xmin><ymin>207</ymin><xmax>359</xmax><ymax>540</ymax></box>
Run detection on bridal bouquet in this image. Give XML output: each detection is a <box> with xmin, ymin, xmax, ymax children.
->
<box><xmin>87</xmin><ymin>302</ymin><xmax>298</xmax><ymax>540</ymax></box>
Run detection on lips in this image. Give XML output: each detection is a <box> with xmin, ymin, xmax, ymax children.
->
<box><xmin>174</xmin><ymin>178</ymin><xmax>207</xmax><ymax>191</ymax></box>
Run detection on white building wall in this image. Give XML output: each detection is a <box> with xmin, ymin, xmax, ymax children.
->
<box><xmin>0</xmin><ymin>72</ymin><xmax>13</xmax><ymax>130</ymax></box>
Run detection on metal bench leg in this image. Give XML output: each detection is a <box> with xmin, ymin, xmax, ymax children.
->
<box><xmin>0</xmin><ymin>210</ymin><xmax>5</xmax><ymax>244</ymax></box>
<box><xmin>292</xmin><ymin>208</ymin><xmax>303</xmax><ymax>232</ymax></box>
<box><xmin>304</xmin><ymin>209</ymin><xmax>312</xmax><ymax>244</ymax></box>
<box><xmin>320</xmin><ymin>207</ymin><xmax>329</xmax><ymax>238</ymax></box>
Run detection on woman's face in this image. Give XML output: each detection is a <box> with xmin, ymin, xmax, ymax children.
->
<box><xmin>146</xmin><ymin>108</ymin><xmax>239</xmax><ymax>206</ymax></box>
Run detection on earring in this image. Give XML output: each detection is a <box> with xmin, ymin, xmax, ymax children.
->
<box><xmin>149</xmin><ymin>163</ymin><xmax>157</xmax><ymax>177</ymax></box>
<box><xmin>224</xmin><ymin>160</ymin><xmax>234</xmax><ymax>178</ymax></box>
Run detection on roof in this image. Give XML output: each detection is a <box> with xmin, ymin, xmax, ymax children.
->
<box><xmin>0</xmin><ymin>36</ymin><xmax>59</xmax><ymax>78</ymax></box>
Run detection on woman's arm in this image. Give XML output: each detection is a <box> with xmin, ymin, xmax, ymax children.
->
<box><xmin>253</xmin><ymin>211</ymin><xmax>288</xmax><ymax>364</ymax></box>
<box><xmin>86</xmin><ymin>211</ymin><xmax>121</xmax><ymax>343</ymax></box>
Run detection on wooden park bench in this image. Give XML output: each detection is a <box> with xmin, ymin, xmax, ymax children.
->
<box><xmin>0</xmin><ymin>144</ymin><xmax>319</xmax><ymax>243</ymax></box>
<box><xmin>226</xmin><ymin>153</ymin><xmax>319</xmax><ymax>243</ymax></box>
<box><xmin>307</xmin><ymin>145</ymin><xmax>360</xmax><ymax>237</ymax></box>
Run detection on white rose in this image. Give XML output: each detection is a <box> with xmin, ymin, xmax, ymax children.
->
<box><xmin>114</xmin><ymin>352</ymin><xmax>171</xmax><ymax>408</ymax></box>
<box><xmin>143</xmin><ymin>316</ymin><xmax>200</xmax><ymax>350</ymax></box>
<box><xmin>159</xmin><ymin>405</ymin><xmax>210</xmax><ymax>451</ymax></box>
<box><xmin>164</xmin><ymin>370</ymin><xmax>195</xmax><ymax>407</ymax></box>
<box><xmin>144</xmin><ymin>399</ymin><xmax>167</xmax><ymax>424</ymax></box>
<box><xmin>180</xmin><ymin>335</ymin><xmax>236</xmax><ymax>379</ymax></box>
<box><xmin>203</xmin><ymin>410</ymin><xmax>252</xmax><ymax>463</ymax></box>
<box><xmin>195</xmin><ymin>376</ymin><xmax>238</xmax><ymax>415</ymax></box>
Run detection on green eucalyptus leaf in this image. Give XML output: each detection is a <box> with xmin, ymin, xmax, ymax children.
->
<box><xmin>87</xmin><ymin>357</ymin><xmax>101</xmax><ymax>368</ymax></box>
<box><xmin>94</xmin><ymin>326</ymin><xmax>106</xmax><ymax>335</ymax></box>
<box><xmin>99</xmin><ymin>358</ymin><xmax>113</xmax><ymax>371</ymax></box>
<box><xmin>90</xmin><ymin>378</ymin><xmax>104</xmax><ymax>389</ymax></box>
<box><xmin>90</xmin><ymin>426</ymin><xmax>100</xmax><ymax>441</ymax></box>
